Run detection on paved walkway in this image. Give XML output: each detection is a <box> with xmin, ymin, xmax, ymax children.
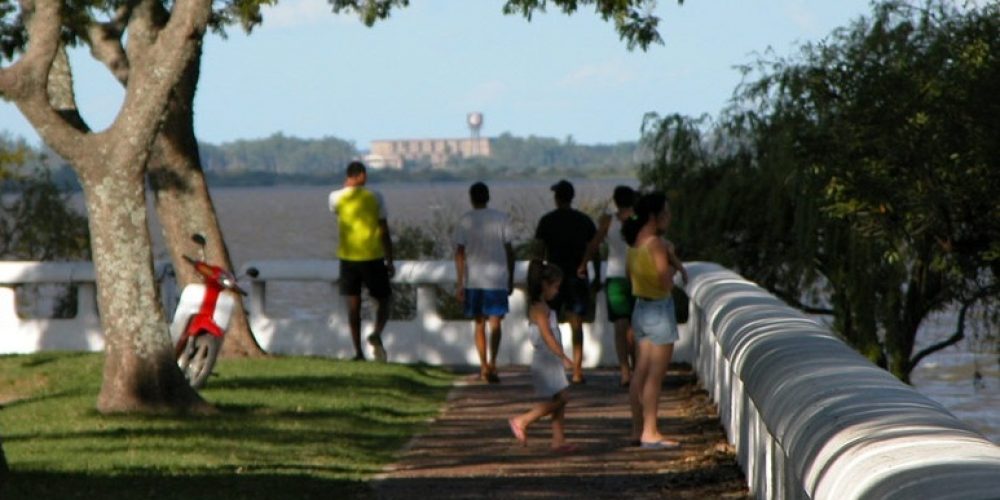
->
<box><xmin>372</xmin><ymin>366</ymin><xmax>749</xmax><ymax>499</ymax></box>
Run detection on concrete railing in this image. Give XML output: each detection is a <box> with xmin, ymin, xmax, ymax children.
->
<box><xmin>241</xmin><ymin>259</ymin><xmax>694</xmax><ymax>366</ymax></box>
<box><xmin>0</xmin><ymin>259</ymin><xmax>695</xmax><ymax>366</ymax></box>
<box><xmin>685</xmin><ymin>262</ymin><xmax>1000</xmax><ymax>500</ymax></box>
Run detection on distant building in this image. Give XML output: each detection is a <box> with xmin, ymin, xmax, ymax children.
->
<box><xmin>364</xmin><ymin>137</ymin><xmax>492</xmax><ymax>170</ymax></box>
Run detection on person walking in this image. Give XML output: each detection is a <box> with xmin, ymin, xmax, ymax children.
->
<box><xmin>328</xmin><ymin>161</ymin><xmax>395</xmax><ymax>362</ymax></box>
<box><xmin>453</xmin><ymin>182</ymin><xmax>515</xmax><ymax>383</ymax></box>
<box><xmin>621</xmin><ymin>191</ymin><xmax>688</xmax><ymax>449</ymax></box>
<box><xmin>579</xmin><ymin>185</ymin><xmax>637</xmax><ymax>388</ymax></box>
<box><xmin>507</xmin><ymin>260</ymin><xmax>576</xmax><ymax>453</ymax></box>
<box><xmin>534</xmin><ymin>179</ymin><xmax>599</xmax><ymax>384</ymax></box>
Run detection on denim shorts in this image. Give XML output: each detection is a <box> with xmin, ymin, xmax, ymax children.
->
<box><xmin>631</xmin><ymin>296</ymin><xmax>679</xmax><ymax>345</ymax></box>
<box><xmin>463</xmin><ymin>288</ymin><xmax>510</xmax><ymax>317</ymax></box>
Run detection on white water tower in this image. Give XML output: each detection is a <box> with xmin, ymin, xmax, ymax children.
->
<box><xmin>467</xmin><ymin>112</ymin><xmax>483</xmax><ymax>139</ymax></box>
<box><xmin>467</xmin><ymin>112</ymin><xmax>484</xmax><ymax>156</ymax></box>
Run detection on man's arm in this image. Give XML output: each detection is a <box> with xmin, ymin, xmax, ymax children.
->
<box><xmin>379</xmin><ymin>219</ymin><xmax>395</xmax><ymax>278</ymax></box>
<box><xmin>454</xmin><ymin>244</ymin><xmax>466</xmax><ymax>301</ymax></box>
<box><xmin>504</xmin><ymin>242</ymin><xmax>515</xmax><ymax>295</ymax></box>
<box><xmin>578</xmin><ymin>212</ymin><xmax>611</xmax><ymax>279</ymax></box>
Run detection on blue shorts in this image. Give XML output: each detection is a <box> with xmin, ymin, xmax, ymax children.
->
<box><xmin>463</xmin><ymin>288</ymin><xmax>509</xmax><ymax>318</ymax></box>
<box><xmin>632</xmin><ymin>297</ymin><xmax>679</xmax><ymax>346</ymax></box>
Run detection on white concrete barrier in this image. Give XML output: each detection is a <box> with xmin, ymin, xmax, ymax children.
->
<box><xmin>241</xmin><ymin>259</ymin><xmax>695</xmax><ymax>366</ymax></box>
<box><xmin>685</xmin><ymin>262</ymin><xmax>1000</xmax><ymax>500</ymax></box>
<box><xmin>0</xmin><ymin>259</ymin><xmax>695</xmax><ymax>366</ymax></box>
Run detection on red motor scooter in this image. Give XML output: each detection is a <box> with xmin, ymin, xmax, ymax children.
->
<box><xmin>170</xmin><ymin>234</ymin><xmax>258</xmax><ymax>389</ymax></box>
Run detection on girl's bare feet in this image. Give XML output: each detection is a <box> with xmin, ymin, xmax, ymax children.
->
<box><xmin>507</xmin><ymin>417</ymin><xmax>527</xmax><ymax>446</ymax></box>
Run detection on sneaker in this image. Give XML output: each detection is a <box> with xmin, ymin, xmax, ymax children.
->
<box><xmin>368</xmin><ymin>335</ymin><xmax>387</xmax><ymax>362</ymax></box>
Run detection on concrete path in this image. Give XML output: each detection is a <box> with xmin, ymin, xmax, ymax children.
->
<box><xmin>372</xmin><ymin>366</ymin><xmax>749</xmax><ymax>499</ymax></box>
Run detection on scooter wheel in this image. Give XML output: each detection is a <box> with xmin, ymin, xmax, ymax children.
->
<box><xmin>181</xmin><ymin>335</ymin><xmax>221</xmax><ymax>390</ymax></box>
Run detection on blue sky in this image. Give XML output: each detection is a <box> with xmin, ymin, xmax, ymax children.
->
<box><xmin>1</xmin><ymin>0</ymin><xmax>876</xmax><ymax>149</ymax></box>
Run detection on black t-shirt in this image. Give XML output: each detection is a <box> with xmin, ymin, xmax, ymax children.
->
<box><xmin>535</xmin><ymin>207</ymin><xmax>597</xmax><ymax>276</ymax></box>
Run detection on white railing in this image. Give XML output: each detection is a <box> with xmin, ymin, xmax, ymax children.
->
<box><xmin>241</xmin><ymin>259</ymin><xmax>693</xmax><ymax>366</ymax></box>
<box><xmin>685</xmin><ymin>262</ymin><xmax>1000</xmax><ymax>500</ymax></box>
<box><xmin>0</xmin><ymin>259</ymin><xmax>695</xmax><ymax>366</ymax></box>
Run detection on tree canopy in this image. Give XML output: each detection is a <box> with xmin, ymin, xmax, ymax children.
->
<box><xmin>640</xmin><ymin>0</ymin><xmax>1000</xmax><ymax>382</ymax></box>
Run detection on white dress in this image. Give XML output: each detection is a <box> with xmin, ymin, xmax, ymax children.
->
<box><xmin>529</xmin><ymin>310</ymin><xmax>570</xmax><ymax>398</ymax></box>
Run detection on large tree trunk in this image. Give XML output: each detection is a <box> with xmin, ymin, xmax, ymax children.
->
<box><xmin>79</xmin><ymin>160</ymin><xmax>209</xmax><ymax>413</ymax></box>
<box><xmin>0</xmin><ymin>437</ymin><xmax>8</xmax><ymax>491</ymax></box>
<box><xmin>146</xmin><ymin>48</ymin><xmax>264</xmax><ymax>358</ymax></box>
<box><xmin>0</xmin><ymin>0</ymin><xmax>214</xmax><ymax>413</ymax></box>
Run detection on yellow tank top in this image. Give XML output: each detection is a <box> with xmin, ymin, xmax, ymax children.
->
<box><xmin>331</xmin><ymin>187</ymin><xmax>385</xmax><ymax>261</ymax></box>
<box><xmin>627</xmin><ymin>243</ymin><xmax>670</xmax><ymax>300</ymax></box>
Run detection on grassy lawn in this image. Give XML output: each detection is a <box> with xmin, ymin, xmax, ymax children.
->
<box><xmin>0</xmin><ymin>352</ymin><xmax>457</xmax><ymax>499</ymax></box>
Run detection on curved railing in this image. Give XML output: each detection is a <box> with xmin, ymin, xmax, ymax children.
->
<box><xmin>684</xmin><ymin>262</ymin><xmax>1000</xmax><ymax>499</ymax></box>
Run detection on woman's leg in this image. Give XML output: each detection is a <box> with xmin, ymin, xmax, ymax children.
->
<box><xmin>629</xmin><ymin>340</ymin><xmax>651</xmax><ymax>441</ymax></box>
<box><xmin>639</xmin><ymin>342</ymin><xmax>674</xmax><ymax>443</ymax></box>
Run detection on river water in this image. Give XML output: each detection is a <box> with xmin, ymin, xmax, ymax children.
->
<box><xmin>132</xmin><ymin>180</ymin><xmax>998</xmax><ymax>444</ymax></box>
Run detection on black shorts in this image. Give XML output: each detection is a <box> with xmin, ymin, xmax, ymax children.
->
<box><xmin>548</xmin><ymin>273</ymin><xmax>591</xmax><ymax>318</ymax></box>
<box><xmin>339</xmin><ymin>259</ymin><xmax>392</xmax><ymax>299</ymax></box>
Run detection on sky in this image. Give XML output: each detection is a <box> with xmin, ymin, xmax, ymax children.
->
<box><xmin>0</xmin><ymin>0</ymin><xmax>878</xmax><ymax>150</ymax></box>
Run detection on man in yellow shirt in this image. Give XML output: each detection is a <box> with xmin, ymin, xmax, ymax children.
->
<box><xmin>329</xmin><ymin>161</ymin><xmax>395</xmax><ymax>361</ymax></box>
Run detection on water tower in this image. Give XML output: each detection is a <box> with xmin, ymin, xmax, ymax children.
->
<box><xmin>467</xmin><ymin>112</ymin><xmax>484</xmax><ymax>155</ymax></box>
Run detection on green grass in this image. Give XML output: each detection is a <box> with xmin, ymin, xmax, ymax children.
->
<box><xmin>0</xmin><ymin>352</ymin><xmax>457</xmax><ymax>499</ymax></box>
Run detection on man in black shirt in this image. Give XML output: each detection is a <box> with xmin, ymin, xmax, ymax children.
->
<box><xmin>534</xmin><ymin>179</ymin><xmax>599</xmax><ymax>384</ymax></box>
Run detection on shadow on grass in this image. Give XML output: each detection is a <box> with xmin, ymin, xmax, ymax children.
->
<box><xmin>4</xmin><ymin>471</ymin><xmax>374</xmax><ymax>500</ymax></box>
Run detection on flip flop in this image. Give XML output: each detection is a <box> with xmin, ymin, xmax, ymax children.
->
<box><xmin>551</xmin><ymin>444</ymin><xmax>578</xmax><ymax>454</ymax></box>
<box><xmin>639</xmin><ymin>439</ymin><xmax>680</xmax><ymax>450</ymax></box>
<box><xmin>508</xmin><ymin>418</ymin><xmax>527</xmax><ymax>446</ymax></box>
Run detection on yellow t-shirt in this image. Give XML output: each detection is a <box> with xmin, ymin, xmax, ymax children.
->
<box><xmin>329</xmin><ymin>186</ymin><xmax>387</xmax><ymax>261</ymax></box>
<box><xmin>627</xmin><ymin>242</ymin><xmax>670</xmax><ymax>300</ymax></box>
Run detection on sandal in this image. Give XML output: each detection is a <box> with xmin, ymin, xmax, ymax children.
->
<box><xmin>639</xmin><ymin>439</ymin><xmax>680</xmax><ymax>450</ymax></box>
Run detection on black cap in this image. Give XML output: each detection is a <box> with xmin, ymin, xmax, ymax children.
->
<box><xmin>551</xmin><ymin>179</ymin><xmax>574</xmax><ymax>201</ymax></box>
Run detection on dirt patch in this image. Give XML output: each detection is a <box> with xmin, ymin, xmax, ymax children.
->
<box><xmin>371</xmin><ymin>365</ymin><xmax>749</xmax><ymax>499</ymax></box>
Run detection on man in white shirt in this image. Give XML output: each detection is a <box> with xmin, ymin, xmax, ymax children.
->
<box><xmin>453</xmin><ymin>182</ymin><xmax>515</xmax><ymax>383</ymax></box>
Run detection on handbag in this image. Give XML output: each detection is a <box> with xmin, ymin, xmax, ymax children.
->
<box><xmin>672</xmin><ymin>286</ymin><xmax>690</xmax><ymax>324</ymax></box>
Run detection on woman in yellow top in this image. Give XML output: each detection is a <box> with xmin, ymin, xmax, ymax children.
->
<box><xmin>622</xmin><ymin>191</ymin><xmax>688</xmax><ymax>449</ymax></box>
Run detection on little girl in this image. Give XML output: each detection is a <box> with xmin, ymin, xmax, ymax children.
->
<box><xmin>507</xmin><ymin>260</ymin><xmax>576</xmax><ymax>453</ymax></box>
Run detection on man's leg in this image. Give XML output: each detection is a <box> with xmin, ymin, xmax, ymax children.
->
<box><xmin>369</xmin><ymin>294</ymin><xmax>390</xmax><ymax>362</ymax></box>
<box><xmin>474</xmin><ymin>315</ymin><xmax>488</xmax><ymax>378</ymax></box>
<box><xmin>614</xmin><ymin>318</ymin><xmax>632</xmax><ymax>385</ymax></box>
<box><xmin>486</xmin><ymin>315</ymin><xmax>503</xmax><ymax>382</ymax></box>
<box><xmin>568</xmin><ymin>312</ymin><xmax>584</xmax><ymax>383</ymax></box>
<box><xmin>346</xmin><ymin>294</ymin><xmax>364</xmax><ymax>360</ymax></box>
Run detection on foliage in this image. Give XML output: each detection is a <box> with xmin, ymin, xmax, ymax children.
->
<box><xmin>0</xmin><ymin>352</ymin><xmax>455</xmax><ymax>499</ymax></box>
<box><xmin>199</xmin><ymin>133</ymin><xmax>358</xmax><ymax>176</ymax></box>
<box><xmin>0</xmin><ymin>140</ymin><xmax>89</xmax><ymax>260</ymax></box>
<box><xmin>639</xmin><ymin>0</ymin><xmax>1000</xmax><ymax>382</ymax></box>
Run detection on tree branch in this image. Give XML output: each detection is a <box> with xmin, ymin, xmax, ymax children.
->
<box><xmin>909</xmin><ymin>286</ymin><xmax>998</xmax><ymax>369</ymax></box>
<box><xmin>85</xmin><ymin>4</ymin><xmax>135</xmax><ymax>85</ymax></box>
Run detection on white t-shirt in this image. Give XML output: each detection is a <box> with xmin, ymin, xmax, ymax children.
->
<box><xmin>604</xmin><ymin>204</ymin><xmax>629</xmax><ymax>278</ymax></box>
<box><xmin>452</xmin><ymin>207</ymin><xmax>513</xmax><ymax>290</ymax></box>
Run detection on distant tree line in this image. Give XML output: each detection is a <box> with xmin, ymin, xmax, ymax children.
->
<box><xmin>2</xmin><ymin>131</ymin><xmax>641</xmax><ymax>188</ymax></box>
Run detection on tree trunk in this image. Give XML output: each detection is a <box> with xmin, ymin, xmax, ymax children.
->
<box><xmin>79</xmin><ymin>161</ymin><xmax>209</xmax><ymax>413</ymax></box>
<box><xmin>0</xmin><ymin>437</ymin><xmax>8</xmax><ymax>491</ymax></box>
<box><xmin>0</xmin><ymin>0</ymin><xmax>215</xmax><ymax>413</ymax></box>
<box><xmin>146</xmin><ymin>48</ymin><xmax>265</xmax><ymax>358</ymax></box>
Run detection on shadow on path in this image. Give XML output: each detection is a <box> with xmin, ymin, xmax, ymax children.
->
<box><xmin>372</xmin><ymin>365</ymin><xmax>749</xmax><ymax>499</ymax></box>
